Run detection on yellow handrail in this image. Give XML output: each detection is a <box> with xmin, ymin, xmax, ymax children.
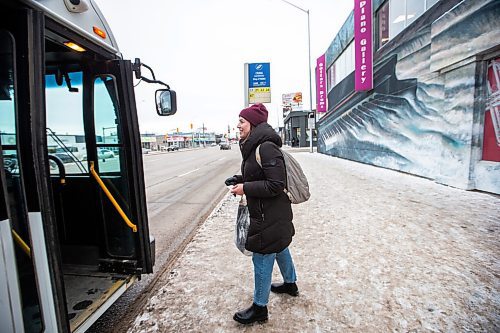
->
<box><xmin>11</xmin><ymin>229</ymin><xmax>31</xmax><ymax>257</ymax></box>
<box><xmin>89</xmin><ymin>161</ymin><xmax>137</xmax><ymax>232</ymax></box>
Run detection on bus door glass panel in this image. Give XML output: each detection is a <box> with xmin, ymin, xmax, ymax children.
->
<box><xmin>45</xmin><ymin>71</ymin><xmax>87</xmax><ymax>174</ymax></box>
<box><xmin>93</xmin><ymin>75</ymin><xmax>134</xmax><ymax>257</ymax></box>
<box><xmin>0</xmin><ymin>29</ymin><xmax>43</xmax><ymax>333</ymax></box>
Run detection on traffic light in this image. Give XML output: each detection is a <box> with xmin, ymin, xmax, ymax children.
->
<box><xmin>190</xmin><ymin>123</ymin><xmax>193</xmax><ymax>129</ymax></box>
<box><xmin>176</xmin><ymin>127</ymin><xmax>179</xmax><ymax>133</ymax></box>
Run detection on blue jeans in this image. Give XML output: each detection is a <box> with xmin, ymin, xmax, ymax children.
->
<box><xmin>252</xmin><ymin>247</ymin><xmax>297</xmax><ymax>306</ymax></box>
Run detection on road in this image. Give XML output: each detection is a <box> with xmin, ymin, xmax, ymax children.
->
<box><xmin>88</xmin><ymin>145</ymin><xmax>241</xmax><ymax>332</ymax></box>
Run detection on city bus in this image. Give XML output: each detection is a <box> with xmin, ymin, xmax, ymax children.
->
<box><xmin>0</xmin><ymin>0</ymin><xmax>176</xmax><ymax>332</ymax></box>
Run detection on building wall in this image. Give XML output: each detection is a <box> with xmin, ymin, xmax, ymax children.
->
<box><xmin>318</xmin><ymin>0</ymin><xmax>500</xmax><ymax>193</ymax></box>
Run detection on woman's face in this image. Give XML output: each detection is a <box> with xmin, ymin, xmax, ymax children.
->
<box><xmin>238</xmin><ymin>117</ymin><xmax>251</xmax><ymax>140</ymax></box>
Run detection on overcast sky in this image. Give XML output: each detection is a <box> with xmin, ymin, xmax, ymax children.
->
<box><xmin>95</xmin><ymin>0</ymin><xmax>353</xmax><ymax>135</ymax></box>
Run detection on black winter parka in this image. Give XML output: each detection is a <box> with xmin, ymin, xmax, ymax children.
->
<box><xmin>235</xmin><ymin>123</ymin><xmax>294</xmax><ymax>254</ymax></box>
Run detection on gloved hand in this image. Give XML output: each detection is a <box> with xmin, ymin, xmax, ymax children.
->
<box><xmin>225</xmin><ymin>176</ymin><xmax>238</xmax><ymax>186</ymax></box>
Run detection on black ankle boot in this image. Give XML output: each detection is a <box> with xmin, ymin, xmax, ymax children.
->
<box><xmin>271</xmin><ymin>282</ymin><xmax>299</xmax><ymax>296</ymax></box>
<box><xmin>233</xmin><ymin>303</ymin><xmax>268</xmax><ymax>324</ymax></box>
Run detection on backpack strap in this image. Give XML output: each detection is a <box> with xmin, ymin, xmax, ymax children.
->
<box><xmin>255</xmin><ymin>142</ymin><xmax>282</xmax><ymax>168</ymax></box>
<box><xmin>255</xmin><ymin>143</ymin><xmax>289</xmax><ymax>196</ymax></box>
<box><xmin>255</xmin><ymin>144</ymin><xmax>262</xmax><ymax>168</ymax></box>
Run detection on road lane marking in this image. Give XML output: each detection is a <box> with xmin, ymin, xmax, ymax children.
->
<box><xmin>178</xmin><ymin>168</ymin><xmax>200</xmax><ymax>177</ymax></box>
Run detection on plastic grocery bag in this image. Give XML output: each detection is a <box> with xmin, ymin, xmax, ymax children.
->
<box><xmin>235</xmin><ymin>196</ymin><xmax>252</xmax><ymax>256</ymax></box>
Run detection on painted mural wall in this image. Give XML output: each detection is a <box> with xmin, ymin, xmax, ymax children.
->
<box><xmin>318</xmin><ymin>0</ymin><xmax>500</xmax><ymax>194</ymax></box>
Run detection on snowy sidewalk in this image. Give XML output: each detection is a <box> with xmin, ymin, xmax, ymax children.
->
<box><xmin>128</xmin><ymin>153</ymin><xmax>500</xmax><ymax>332</ymax></box>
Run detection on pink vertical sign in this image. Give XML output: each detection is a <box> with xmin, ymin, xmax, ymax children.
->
<box><xmin>316</xmin><ymin>54</ymin><xmax>327</xmax><ymax>112</ymax></box>
<box><xmin>354</xmin><ymin>0</ymin><xmax>373</xmax><ymax>91</ymax></box>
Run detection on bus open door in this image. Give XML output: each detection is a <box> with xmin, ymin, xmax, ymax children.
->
<box><xmin>0</xmin><ymin>1</ymin><xmax>177</xmax><ymax>332</ymax></box>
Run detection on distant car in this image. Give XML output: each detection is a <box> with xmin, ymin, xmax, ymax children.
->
<box><xmin>167</xmin><ymin>146</ymin><xmax>179</xmax><ymax>152</ymax></box>
<box><xmin>53</xmin><ymin>152</ymin><xmax>75</xmax><ymax>163</ymax></box>
<box><xmin>98</xmin><ymin>149</ymin><xmax>115</xmax><ymax>159</ymax></box>
<box><xmin>210</xmin><ymin>143</ymin><xmax>217</xmax><ymax>147</ymax></box>
<box><xmin>142</xmin><ymin>148</ymin><xmax>150</xmax><ymax>154</ymax></box>
<box><xmin>54</xmin><ymin>146</ymin><xmax>86</xmax><ymax>161</ymax></box>
<box><xmin>220</xmin><ymin>142</ymin><xmax>231</xmax><ymax>150</ymax></box>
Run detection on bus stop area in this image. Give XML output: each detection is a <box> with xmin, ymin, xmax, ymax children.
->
<box><xmin>127</xmin><ymin>152</ymin><xmax>499</xmax><ymax>332</ymax></box>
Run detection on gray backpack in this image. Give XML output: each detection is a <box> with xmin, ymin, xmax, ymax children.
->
<box><xmin>256</xmin><ymin>143</ymin><xmax>310</xmax><ymax>204</ymax></box>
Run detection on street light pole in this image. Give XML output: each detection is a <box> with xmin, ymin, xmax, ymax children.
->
<box><xmin>306</xmin><ymin>9</ymin><xmax>314</xmax><ymax>153</ymax></box>
<box><xmin>279</xmin><ymin>0</ymin><xmax>314</xmax><ymax>153</ymax></box>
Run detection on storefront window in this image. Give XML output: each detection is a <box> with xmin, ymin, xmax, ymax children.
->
<box><xmin>377</xmin><ymin>2</ymin><xmax>389</xmax><ymax>48</ymax></box>
<box><xmin>406</xmin><ymin>0</ymin><xmax>425</xmax><ymax>26</ymax></box>
<box><xmin>377</xmin><ymin>0</ymin><xmax>438</xmax><ymax>48</ymax></box>
<box><xmin>328</xmin><ymin>42</ymin><xmax>355</xmax><ymax>90</ymax></box>
<box><xmin>389</xmin><ymin>0</ymin><xmax>405</xmax><ymax>39</ymax></box>
<box><xmin>427</xmin><ymin>0</ymin><xmax>439</xmax><ymax>9</ymax></box>
<box><xmin>327</xmin><ymin>65</ymin><xmax>335</xmax><ymax>92</ymax></box>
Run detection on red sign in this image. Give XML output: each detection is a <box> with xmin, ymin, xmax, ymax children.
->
<box><xmin>354</xmin><ymin>0</ymin><xmax>373</xmax><ymax>91</ymax></box>
<box><xmin>483</xmin><ymin>57</ymin><xmax>500</xmax><ymax>161</ymax></box>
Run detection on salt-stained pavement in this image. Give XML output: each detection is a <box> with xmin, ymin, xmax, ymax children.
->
<box><xmin>127</xmin><ymin>152</ymin><xmax>500</xmax><ymax>332</ymax></box>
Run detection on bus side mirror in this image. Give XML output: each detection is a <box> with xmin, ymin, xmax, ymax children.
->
<box><xmin>155</xmin><ymin>89</ymin><xmax>177</xmax><ymax>116</ymax></box>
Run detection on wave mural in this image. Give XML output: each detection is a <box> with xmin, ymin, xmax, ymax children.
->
<box><xmin>318</xmin><ymin>0</ymin><xmax>500</xmax><ymax>193</ymax></box>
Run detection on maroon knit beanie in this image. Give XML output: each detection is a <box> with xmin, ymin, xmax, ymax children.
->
<box><xmin>239</xmin><ymin>103</ymin><xmax>268</xmax><ymax>126</ymax></box>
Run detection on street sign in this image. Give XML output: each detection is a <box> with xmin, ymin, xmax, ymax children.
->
<box><xmin>308</xmin><ymin>117</ymin><xmax>315</xmax><ymax>128</ymax></box>
<box><xmin>248</xmin><ymin>63</ymin><xmax>270</xmax><ymax>88</ymax></box>
<box><xmin>316</xmin><ymin>54</ymin><xmax>327</xmax><ymax>112</ymax></box>
<box><xmin>246</xmin><ymin>63</ymin><xmax>271</xmax><ymax>104</ymax></box>
<box><xmin>354</xmin><ymin>0</ymin><xmax>373</xmax><ymax>91</ymax></box>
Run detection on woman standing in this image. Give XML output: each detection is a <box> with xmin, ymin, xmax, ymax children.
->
<box><xmin>228</xmin><ymin>103</ymin><xmax>299</xmax><ymax>325</ymax></box>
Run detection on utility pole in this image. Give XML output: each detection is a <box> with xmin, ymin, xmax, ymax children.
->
<box><xmin>278</xmin><ymin>0</ymin><xmax>314</xmax><ymax>152</ymax></box>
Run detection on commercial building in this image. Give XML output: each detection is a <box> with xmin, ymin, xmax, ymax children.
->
<box><xmin>283</xmin><ymin>111</ymin><xmax>316</xmax><ymax>147</ymax></box>
<box><xmin>140</xmin><ymin>132</ymin><xmax>218</xmax><ymax>151</ymax></box>
<box><xmin>317</xmin><ymin>0</ymin><xmax>499</xmax><ymax>194</ymax></box>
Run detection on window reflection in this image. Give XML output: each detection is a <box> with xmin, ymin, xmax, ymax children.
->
<box><xmin>45</xmin><ymin>71</ymin><xmax>88</xmax><ymax>174</ymax></box>
<box><xmin>94</xmin><ymin>75</ymin><xmax>121</xmax><ymax>173</ymax></box>
<box><xmin>378</xmin><ymin>2</ymin><xmax>389</xmax><ymax>48</ymax></box>
<box><xmin>377</xmin><ymin>0</ymin><xmax>437</xmax><ymax>49</ymax></box>
<box><xmin>327</xmin><ymin>42</ymin><xmax>355</xmax><ymax>91</ymax></box>
<box><xmin>427</xmin><ymin>0</ymin><xmax>439</xmax><ymax>9</ymax></box>
<box><xmin>388</xmin><ymin>0</ymin><xmax>405</xmax><ymax>39</ymax></box>
<box><xmin>406</xmin><ymin>0</ymin><xmax>425</xmax><ymax>26</ymax></box>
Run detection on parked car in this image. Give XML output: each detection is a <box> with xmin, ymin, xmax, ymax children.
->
<box><xmin>167</xmin><ymin>146</ymin><xmax>179</xmax><ymax>152</ymax></box>
<box><xmin>220</xmin><ymin>142</ymin><xmax>231</xmax><ymax>150</ymax></box>
<box><xmin>142</xmin><ymin>148</ymin><xmax>150</xmax><ymax>154</ymax></box>
<box><xmin>98</xmin><ymin>149</ymin><xmax>115</xmax><ymax>159</ymax></box>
